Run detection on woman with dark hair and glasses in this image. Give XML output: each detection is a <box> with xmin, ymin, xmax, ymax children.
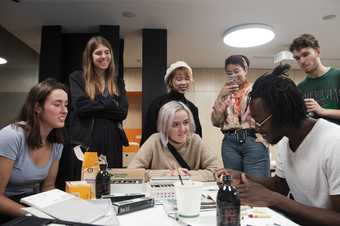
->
<box><xmin>0</xmin><ymin>79</ymin><xmax>68</xmax><ymax>222</ymax></box>
<box><xmin>211</xmin><ymin>55</ymin><xmax>269</xmax><ymax>177</ymax></box>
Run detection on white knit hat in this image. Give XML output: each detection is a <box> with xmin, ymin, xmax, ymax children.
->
<box><xmin>164</xmin><ymin>61</ymin><xmax>193</xmax><ymax>84</ymax></box>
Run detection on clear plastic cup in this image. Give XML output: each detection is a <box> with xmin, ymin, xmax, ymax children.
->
<box><xmin>174</xmin><ymin>181</ymin><xmax>203</xmax><ymax>217</ymax></box>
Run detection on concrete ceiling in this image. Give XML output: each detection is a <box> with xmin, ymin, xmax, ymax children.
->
<box><xmin>0</xmin><ymin>0</ymin><xmax>340</xmax><ymax>69</ymax></box>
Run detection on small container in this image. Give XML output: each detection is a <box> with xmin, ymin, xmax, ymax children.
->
<box><xmin>95</xmin><ymin>163</ymin><xmax>111</xmax><ymax>199</ymax></box>
<box><xmin>65</xmin><ymin>181</ymin><xmax>92</xmax><ymax>200</ymax></box>
<box><xmin>216</xmin><ymin>175</ymin><xmax>240</xmax><ymax>226</ymax></box>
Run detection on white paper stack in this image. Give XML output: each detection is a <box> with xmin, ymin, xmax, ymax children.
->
<box><xmin>20</xmin><ymin>189</ymin><xmax>106</xmax><ymax>223</ymax></box>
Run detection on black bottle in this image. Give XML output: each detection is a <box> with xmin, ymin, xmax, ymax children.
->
<box><xmin>216</xmin><ymin>175</ymin><xmax>240</xmax><ymax>226</ymax></box>
<box><xmin>95</xmin><ymin>163</ymin><xmax>111</xmax><ymax>199</ymax></box>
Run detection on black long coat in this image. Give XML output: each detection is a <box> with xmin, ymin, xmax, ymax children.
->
<box><xmin>68</xmin><ymin>71</ymin><xmax>128</xmax><ymax>169</ymax></box>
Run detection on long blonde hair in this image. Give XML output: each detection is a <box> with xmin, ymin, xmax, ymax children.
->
<box><xmin>82</xmin><ymin>36</ymin><xmax>118</xmax><ymax>100</ymax></box>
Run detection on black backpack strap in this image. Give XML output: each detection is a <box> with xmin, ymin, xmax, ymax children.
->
<box><xmin>167</xmin><ymin>143</ymin><xmax>191</xmax><ymax>170</ymax></box>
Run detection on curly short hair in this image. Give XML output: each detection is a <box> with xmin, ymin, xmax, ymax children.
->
<box><xmin>289</xmin><ymin>34</ymin><xmax>320</xmax><ymax>52</ymax></box>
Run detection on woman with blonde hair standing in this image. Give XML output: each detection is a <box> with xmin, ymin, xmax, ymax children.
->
<box><xmin>69</xmin><ymin>36</ymin><xmax>128</xmax><ymax>170</ymax></box>
<box><xmin>211</xmin><ymin>55</ymin><xmax>269</xmax><ymax>177</ymax></box>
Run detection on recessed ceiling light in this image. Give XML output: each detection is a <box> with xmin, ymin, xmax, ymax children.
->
<box><xmin>322</xmin><ymin>14</ymin><xmax>336</xmax><ymax>20</ymax></box>
<box><xmin>223</xmin><ymin>23</ymin><xmax>275</xmax><ymax>48</ymax></box>
<box><xmin>122</xmin><ymin>11</ymin><xmax>136</xmax><ymax>18</ymax></box>
<box><xmin>0</xmin><ymin>57</ymin><xmax>8</xmax><ymax>64</ymax></box>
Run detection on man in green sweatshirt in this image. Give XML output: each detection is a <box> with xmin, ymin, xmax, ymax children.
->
<box><xmin>290</xmin><ymin>33</ymin><xmax>340</xmax><ymax>125</ymax></box>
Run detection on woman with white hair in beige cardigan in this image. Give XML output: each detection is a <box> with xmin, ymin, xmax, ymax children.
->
<box><xmin>129</xmin><ymin>101</ymin><xmax>217</xmax><ymax>182</ymax></box>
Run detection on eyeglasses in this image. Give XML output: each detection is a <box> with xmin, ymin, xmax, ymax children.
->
<box><xmin>255</xmin><ymin>114</ymin><xmax>272</xmax><ymax>128</ymax></box>
<box><xmin>246</xmin><ymin>94</ymin><xmax>272</xmax><ymax>128</ymax></box>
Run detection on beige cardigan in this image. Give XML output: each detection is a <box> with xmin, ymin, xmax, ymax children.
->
<box><xmin>128</xmin><ymin>133</ymin><xmax>218</xmax><ymax>181</ymax></box>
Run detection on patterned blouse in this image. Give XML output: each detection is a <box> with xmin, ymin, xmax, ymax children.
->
<box><xmin>211</xmin><ymin>81</ymin><xmax>255</xmax><ymax>131</ymax></box>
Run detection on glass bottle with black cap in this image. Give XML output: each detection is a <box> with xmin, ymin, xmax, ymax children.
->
<box><xmin>217</xmin><ymin>175</ymin><xmax>240</xmax><ymax>226</ymax></box>
<box><xmin>95</xmin><ymin>162</ymin><xmax>111</xmax><ymax>199</ymax></box>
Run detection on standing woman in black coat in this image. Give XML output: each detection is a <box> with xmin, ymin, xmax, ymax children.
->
<box><xmin>69</xmin><ymin>36</ymin><xmax>128</xmax><ymax>171</ymax></box>
<box><xmin>140</xmin><ymin>61</ymin><xmax>202</xmax><ymax>145</ymax></box>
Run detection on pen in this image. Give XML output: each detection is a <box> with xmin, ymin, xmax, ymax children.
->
<box><xmin>248</xmin><ymin>213</ymin><xmax>271</xmax><ymax>218</ymax></box>
<box><xmin>177</xmin><ymin>168</ymin><xmax>184</xmax><ymax>185</ymax></box>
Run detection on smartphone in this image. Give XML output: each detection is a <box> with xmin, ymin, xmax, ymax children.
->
<box><xmin>227</xmin><ymin>74</ymin><xmax>238</xmax><ymax>85</ymax></box>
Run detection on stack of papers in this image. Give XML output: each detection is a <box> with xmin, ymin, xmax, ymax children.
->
<box><xmin>21</xmin><ymin>189</ymin><xmax>106</xmax><ymax>223</ymax></box>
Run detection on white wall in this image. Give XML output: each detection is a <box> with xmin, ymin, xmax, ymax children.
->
<box><xmin>124</xmin><ymin>68</ymin><xmax>142</xmax><ymax>129</ymax></box>
<box><xmin>0</xmin><ymin>26</ymin><xmax>39</xmax><ymax>128</ymax></box>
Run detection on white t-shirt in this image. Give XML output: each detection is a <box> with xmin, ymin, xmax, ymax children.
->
<box><xmin>276</xmin><ymin>119</ymin><xmax>340</xmax><ymax>209</ymax></box>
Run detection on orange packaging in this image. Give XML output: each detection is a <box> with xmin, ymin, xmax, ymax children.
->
<box><xmin>65</xmin><ymin>181</ymin><xmax>92</xmax><ymax>200</ymax></box>
<box><xmin>81</xmin><ymin>151</ymin><xmax>100</xmax><ymax>181</ymax></box>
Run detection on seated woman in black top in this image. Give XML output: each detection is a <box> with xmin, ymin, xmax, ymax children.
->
<box><xmin>140</xmin><ymin>61</ymin><xmax>202</xmax><ymax>145</ymax></box>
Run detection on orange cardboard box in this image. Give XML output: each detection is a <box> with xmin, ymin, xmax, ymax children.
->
<box><xmin>65</xmin><ymin>181</ymin><xmax>92</xmax><ymax>200</ymax></box>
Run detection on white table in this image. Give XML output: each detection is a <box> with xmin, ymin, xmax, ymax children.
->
<box><xmin>117</xmin><ymin>204</ymin><xmax>300</xmax><ymax>226</ymax></box>
<box><xmin>112</xmin><ymin>182</ymin><xmax>300</xmax><ymax>226</ymax></box>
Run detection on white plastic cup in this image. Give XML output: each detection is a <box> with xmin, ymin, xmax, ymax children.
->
<box><xmin>174</xmin><ymin>181</ymin><xmax>203</xmax><ymax>217</ymax></box>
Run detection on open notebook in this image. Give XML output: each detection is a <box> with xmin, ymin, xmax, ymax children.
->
<box><xmin>20</xmin><ymin>189</ymin><xmax>106</xmax><ymax>223</ymax></box>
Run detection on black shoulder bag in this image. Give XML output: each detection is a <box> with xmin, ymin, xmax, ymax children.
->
<box><xmin>167</xmin><ymin>143</ymin><xmax>191</xmax><ymax>170</ymax></box>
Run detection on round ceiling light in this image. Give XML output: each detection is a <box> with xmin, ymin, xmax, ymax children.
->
<box><xmin>0</xmin><ymin>57</ymin><xmax>8</xmax><ymax>64</ymax></box>
<box><xmin>223</xmin><ymin>23</ymin><xmax>275</xmax><ymax>48</ymax></box>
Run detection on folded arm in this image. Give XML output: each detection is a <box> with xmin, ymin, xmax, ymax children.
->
<box><xmin>76</xmin><ymin>95</ymin><xmax>128</xmax><ymax>121</ymax></box>
<box><xmin>69</xmin><ymin>72</ymin><xmax>128</xmax><ymax>121</ymax></box>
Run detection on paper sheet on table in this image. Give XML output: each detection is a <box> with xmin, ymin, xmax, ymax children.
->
<box><xmin>179</xmin><ymin>206</ymin><xmax>300</xmax><ymax>226</ymax></box>
<box><xmin>241</xmin><ymin>206</ymin><xmax>300</xmax><ymax>226</ymax></box>
<box><xmin>22</xmin><ymin>207</ymin><xmax>54</xmax><ymax>219</ymax></box>
<box><xmin>118</xmin><ymin>205</ymin><xmax>175</xmax><ymax>226</ymax></box>
<box><xmin>202</xmin><ymin>185</ymin><xmax>218</xmax><ymax>202</ymax></box>
<box><xmin>89</xmin><ymin>199</ymin><xmax>120</xmax><ymax>226</ymax></box>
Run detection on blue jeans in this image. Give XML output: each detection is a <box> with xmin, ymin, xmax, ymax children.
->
<box><xmin>222</xmin><ymin>133</ymin><xmax>270</xmax><ymax>177</ymax></box>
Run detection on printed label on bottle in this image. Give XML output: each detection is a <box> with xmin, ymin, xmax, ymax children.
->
<box><xmin>217</xmin><ymin>202</ymin><xmax>240</xmax><ymax>226</ymax></box>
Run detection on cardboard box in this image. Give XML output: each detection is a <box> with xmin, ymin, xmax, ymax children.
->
<box><xmin>65</xmin><ymin>181</ymin><xmax>92</xmax><ymax>200</ymax></box>
<box><xmin>110</xmin><ymin>168</ymin><xmax>146</xmax><ymax>183</ymax></box>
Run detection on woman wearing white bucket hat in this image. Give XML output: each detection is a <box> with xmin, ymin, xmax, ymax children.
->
<box><xmin>140</xmin><ymin>61</ymin><xmax>202</xmax><ymax>145</ymax></box>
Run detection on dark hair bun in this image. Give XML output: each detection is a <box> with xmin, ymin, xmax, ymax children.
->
<box><xmin>272</xmin><ymin>64</ymin><xmax>291</xmax><ymax>77</ymax></box>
